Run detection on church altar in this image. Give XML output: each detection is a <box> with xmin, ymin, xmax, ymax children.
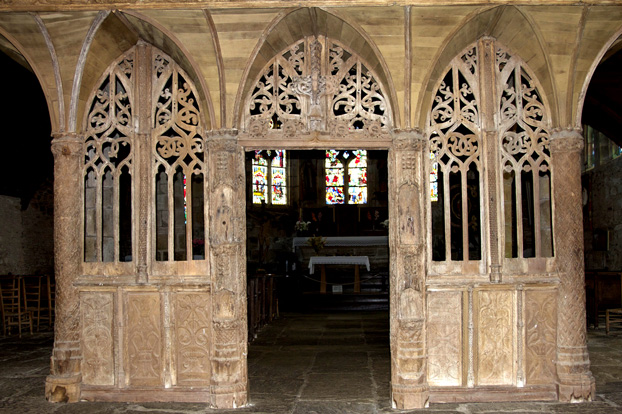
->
<box><xmin>308</xmin><ymin>256</ymin><xmax>371</xmax><ymax>294</ymax></box>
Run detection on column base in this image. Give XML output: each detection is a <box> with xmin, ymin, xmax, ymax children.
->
<box><xmin>210</xmin><ymin>384</ymin><xmax>247</xmax><ymax>409</ymax></box>
<box><xmin>392</xmin><ymin>383</ymin><xmax>429</xmax><ymax>409</ymax></box>
<box><xmin>45</xmin><ymin>374</ymin><xmax>82</xmax><ymax>403</ymax></box>
<box><xmin>558</xmin><ymin>373</ymin><xmax>595</xmax><ymax>402</ymax></box>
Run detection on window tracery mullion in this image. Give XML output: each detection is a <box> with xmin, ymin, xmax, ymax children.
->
<box><xmin>515</xmin><ymin>167</ymin><xmax>524</xmax><ymax>257</ymax></box>
<box><xmin>167</xmin><ymin>171</ymin><xmax>175</xmax><ymax>261</ymax></box>
<box><xmin>185</xmin><ymin>166</ymin><xmax>193</xmax><ymax>262</ymax></box>
<box><xmin>95</xmin><ymin>169</ymin><xmax>103</xmax><ymax>262</ymax></box>
<box><xmin>461</xmin><ymin>167</ymin><xmax>469</xmax><ymax>259</ymax></box>
<box><xmin>532</xmin><ymin>158</ymin><xmax>542</xmax><ymax>258</ymax></box>
<box><xmin>443</xmin><ymin>164</ymin><xmax>452</xmax><ymax>261</ymax></box>
<box><xmin>113</xmin><ymin>169</ymin><xmax>120</xmax><ymax>261</ymax></box>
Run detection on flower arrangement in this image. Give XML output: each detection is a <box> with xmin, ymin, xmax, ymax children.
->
<box><xmin>306</xmin><ymin>236</ymin><xmax>327</xmax><ymax>254</ymax></box>
<box><xmin>295</xmin><ymin>220</ymin><xmax>311</xmax><ymax>232</ymax></box>
<box><xmin>381</xmin><ymin>219</ymin><xmax>389</xmax><ymax>229</ymax></box>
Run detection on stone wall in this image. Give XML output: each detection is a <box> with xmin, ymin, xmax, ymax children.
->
<box><xmin>0</xmin><ymin>195</ymin><xmax>26</xmax><ymax>274</ymax></box>
<box><xmin>0</xmin><ymin>179</ymin><xmax>54</xmax><ymax>276</ymax></box>
<box><xmin>583</xmin><ymin>155</ymin><xmax>622</xmax><ymax>270</ymax></box>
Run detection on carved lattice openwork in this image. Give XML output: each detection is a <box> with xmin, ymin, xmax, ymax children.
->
<box><xmin>429</xmin><ymin>45</ymin><xmax>482</xmax><ymax>262</ymax></box>
<box><xmin>497</xmin><ymin>47</ymin><xmax>553</xmax><ymax>258</ymax></box>
<box><xmin>153</xmin><ymin>52</ymin><xmax>206</xmax><ymax>262</ymax></box>
<box><xmin>83</xmin><ymin>50</ymin><xmax>134</xmax><ymax>262</ymax></box>
<box><xmin>428</xmin><ymin>41</ymin><xmax>553</xmax><ymax>264</ymax></box>
<box><xmin>245</xmin><ymin>36</ymin><xmax>390</xmax><ymax>138</ymax></box>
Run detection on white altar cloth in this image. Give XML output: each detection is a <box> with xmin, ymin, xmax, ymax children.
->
<box><xmin>308</xmin><ymin>256</ymin><xmax>370</xmax><ymax>274</ymax></box>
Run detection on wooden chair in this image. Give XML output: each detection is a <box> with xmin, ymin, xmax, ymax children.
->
<box><xmin>33</xmin><ymin>274</ymin><xmax>54</xmax><ymax>330</ymax></box>
<box><xmin>606</xmin><ymin>276</ymin><xmax>622</xmax><ymax>334</ymax></box>
<box><xmin>0</xmin><ymin>275</ymin><xmax>33</xmax><ymax>337</ymax></box>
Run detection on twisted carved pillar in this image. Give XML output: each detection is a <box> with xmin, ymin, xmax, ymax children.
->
<box><xmin>45</xmin><ymin>133</ymin><xmax>83</xmax><ymax>403</ymax></box>
<box><xmin>550</xmin><ymin>128</ymin><xmax>595</xmax><ymax>401</ymax></box>
<box><xmin>207</xmin><ymin>130</ymin><xmax>248</xmax><ymax>408</ymax></box>
<box><xmin>389</xmin><ymin>129</ymin><xmax>429</xmax><ymax>409</ymax></box>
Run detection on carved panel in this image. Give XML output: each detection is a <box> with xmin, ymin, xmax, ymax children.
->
<box><xmin>127</xmin><ymin>292</ymin><xmax>162</xmax><ymax>386</ymax></box>
<box><xmin>476</xmin><ymin>290</ymin><xmax>514</xmax><ymax>385</ymax></box>
<box><xmin>81</xmin><ymin>291</ymin><xmax>115</xmax><ymax>386</ymax></box>
<box><xmin>427</xmin><ymin>290</ymin><xmax>462</xmax><ymax>386</ymax></box>
<box><xmin>524</xmin><ymin>289</ymin><xmax>556</xmax><ymax>384</ymax></box>
<box><xmin>174</xmin><ymin>292</ymin><xmax>211</xmax><ymax>385</ymax></box>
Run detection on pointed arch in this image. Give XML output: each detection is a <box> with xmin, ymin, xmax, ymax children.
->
<box><xmin>234</xmin><ymin>7</ymin><xmax>398</xmax><ymax>130</ymax></box>
<box><xmin>418</xmin><ymin>6</ymin><xmax>556</xmax><ymax>129</ymax></box>
<box><xmin>0</xmin><ymin>19</ymin><xmax>63</xmax><ymax>132</ymax></box>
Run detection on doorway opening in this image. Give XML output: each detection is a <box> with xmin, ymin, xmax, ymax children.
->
<box><xmin>244</xmin><ymin>148</ymin><xmax>391</xmax><ymax>406</ymax></box>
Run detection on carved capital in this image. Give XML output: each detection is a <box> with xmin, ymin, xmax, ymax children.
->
<box><xmin>207</xmin><ymin>129</ymin><xmax>238</xmax><ymax>149</ymax></box>
<box><xmin>51</xmin><ymin>132</ymin><xmax>82</xmax><ymax>159</ymax></box>
<box><xmin>392</xmin><ymin>129</ymin><xmax>426</xmax><ymax>151</ymax></box>
<box><xmin>549</xmin><ymin>128</ymin><xmax>583</xmax><ymax>154</ymax></box>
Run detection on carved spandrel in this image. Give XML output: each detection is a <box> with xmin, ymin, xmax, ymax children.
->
<box><xmin>174</xmin><ymin>293</ymin><xmax>211</xmax><ymax>385</ymax></box>
<box><xmin>525</xmin><ymin>290</ymin><xmax>557</xmax><ymax>385</ymax></box>
<box><xmin>476</xmin><ymin>290</ymin><xmax>515</xmax><ymax>385</ymax></box>
<box><xmin>81</xmin><ymin>292</ymin><xmax>115</xmax><ymax>386</ymax></box>
<box><xmin>127</xmin><ymin>293</ymin><xmax>162</xmax><ymax>386</ymax></box>
<box><xmin>427</xmin><ymin>291</ymin><xmax>462</xmax><ymax>386</ymax></box>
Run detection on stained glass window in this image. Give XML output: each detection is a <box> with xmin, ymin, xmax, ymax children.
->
<box><xmin>430</xmin><ymin>151</ymin><xmax>438</xmax><ymax>202</ymax></box>
<box><xmin>253</xmin><ymin>150</ymin><xmax>287</xmax><ymax>205</ymax></box>
<box><xmin>325</xmin><ymin>150</ymin><xmax>367</xmax><ymax>205</ymax></box>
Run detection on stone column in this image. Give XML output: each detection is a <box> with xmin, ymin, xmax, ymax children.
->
<box><xmin>550</xmin><ymin>128</ymin><xmax>595</xmax><ymax>401</ymax></box>
<box><xmin>207</xmin><ymin>130</ymin><xmax>248</xmax><ymax>408</ymax></box>
<box><xmin>45</xmin><ymin>133</ymin><xmax>83</xmax><ymax>403</ymax></box>
<box><xmin>389</xmin><ymin>129</ymin><xmax>429</xmax><ymax>409</ymax></box>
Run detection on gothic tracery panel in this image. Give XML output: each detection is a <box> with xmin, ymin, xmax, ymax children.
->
<box><xmin>428</xmin><ymin>45</ymin><xmax>481</xmax><ymax>262</ymax></box>
<box><xmin>245</xmin><ymin>36</ymin><xmax>390</xmax><ymax>135</ymax></box>
<box><xmin>83</xmin><ymin>51</ymin><xmax>134</xmax><ymax>263</ymax></box>
<box><xmin>497</xmin><ymin>48</ymin><xmax>553</xmax><ymax>259</ymax></box>
<box><xmin>153</xmin><ymin>52</ymin><xmax>206</xmax><ymax>262</ymax></box>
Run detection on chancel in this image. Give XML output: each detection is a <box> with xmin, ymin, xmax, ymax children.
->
<box><xmin>3</xmin><ymin>1</ymin><xmax>622</xmax><ymax>411</ymax></box>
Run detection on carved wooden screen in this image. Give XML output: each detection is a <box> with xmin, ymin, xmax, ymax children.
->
<box><xmin>497</xmin><ymin>47</ymin><xmax>553</xmax><ymax>259</ymax></box>
<box><xmin>83</xmin><ymin>50</ymin><xmax>134</xmax><ymax>263</ymax></box>
<box><xmin>245</xmin><ymin>36</ymin><xmax>390</xmax><ymax>136</ymax></box>
<box><xmin>428</xmin><ymin>45</ymin><xmax>482</xmax><ymax>263</ymax></box>
<box><xmin>328</xmin><ymin>42</ymin><xmax>388</xmax><ymax>129</ymax></box>
<box><xmin>153</xmin><ymin>52</ymin><xmax>206</xmax><ymax>262</ymax></box>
